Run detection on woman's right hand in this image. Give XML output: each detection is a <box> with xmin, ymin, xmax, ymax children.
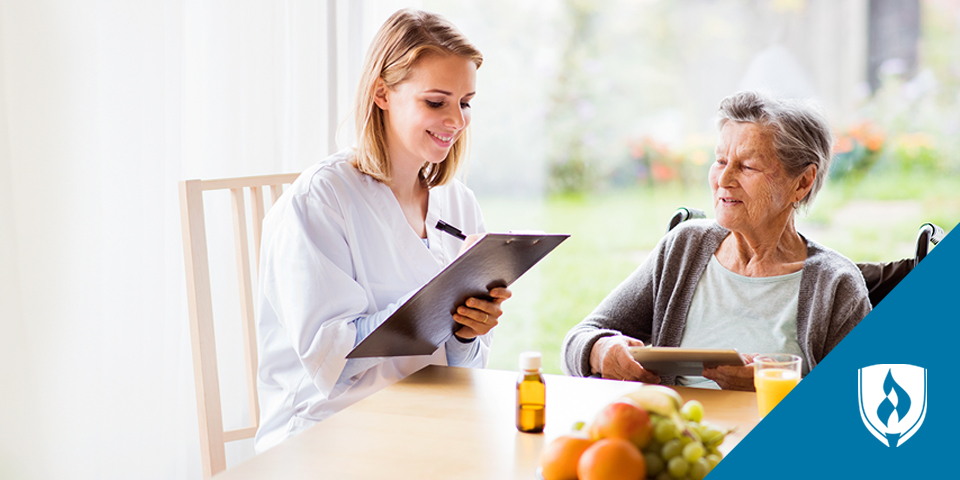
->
<box><xmin>457</xmin><ymin>233</ymin><xmax>484</xmax><ymax>256</ymax></box>
<box><xmin>589</xmin><ymin>335</ymin><xmax>661</xmax><ymax>383</ymax></box>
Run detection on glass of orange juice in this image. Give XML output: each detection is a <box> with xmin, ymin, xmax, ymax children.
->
<box><xmin>753</xmin><ymin>354</ymin><xmax>801</xmax><ymax>418</ymax></box>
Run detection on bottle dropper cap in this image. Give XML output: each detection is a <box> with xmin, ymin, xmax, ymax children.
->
<box><xmin>519</xmin><ymin>351</ymin><xmax>541</xmax><ymax>371</ymax></box>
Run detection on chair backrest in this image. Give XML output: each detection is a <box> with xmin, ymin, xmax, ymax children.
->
<box><xmin>179</xmin><ymin>173</ymin><xmax>299</xmax><ymax>479</ymax></box>
<box><xmin>664</xmin><ymin>206</ymin><xmax>945</xmax><ymax>308</ymax></box>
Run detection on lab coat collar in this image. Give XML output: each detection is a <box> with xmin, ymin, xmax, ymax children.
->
<box><xmin>369</xmin><ymin>176</ymin><xmax>446</xmax><ymax>279</ymax></box>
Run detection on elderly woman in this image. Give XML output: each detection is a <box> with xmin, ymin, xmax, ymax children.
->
<box><xmin>562</xmin><ymin>91</ymin><xmax>871</xmax><ymax>390</ymax></box>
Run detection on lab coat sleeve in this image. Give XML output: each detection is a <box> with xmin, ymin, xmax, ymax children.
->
<box><xmin>443</xmin><ymin>333</ymin><xmax>491</xmax><ymax>368</ymax></box>
<box><xmin>335</xmin><ymin>289</ymin><xmax>418</xmax><ymax>384</ymax></box>
<box><xmin>351</xmin><ymin>289</ymin><xmax>417</xmax><ymax>345</ymax></box>
<box><xmin>261</xmin><ymin>189</ymin><xmax>402</xmax><ymax>400</ymax></box>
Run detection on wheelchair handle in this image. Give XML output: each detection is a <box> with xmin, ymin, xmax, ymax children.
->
<box><xmin>667</xmin><ymin>207</ymin><xmax>706</xmax><ymax>233</ymax></box>
<box><xmin>915</xmin><ymin>223</ymin><xmax>945</xmax><ymax>265</ymax></box>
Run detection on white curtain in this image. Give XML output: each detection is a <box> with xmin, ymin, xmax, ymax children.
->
<box><xmin>0</xmin><ymin>0</ymin><xmax>413</xmax><ymax>478</ymax></box>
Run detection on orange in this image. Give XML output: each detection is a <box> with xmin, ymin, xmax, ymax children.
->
<box><xmin>577</xmin><ymin>438</ymin><xmax>646</xmax><ymax>480</ymax></box>
<box><xmin>539</xmin><ymin>435</ymin><xmax>594</xmax><ymax>480</ymax></box>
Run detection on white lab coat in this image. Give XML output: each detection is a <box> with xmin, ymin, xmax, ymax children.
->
<box><xmin>254</xmin><ymin>150</ymin><xmax>491</xmax><ymax>452</ymax></box>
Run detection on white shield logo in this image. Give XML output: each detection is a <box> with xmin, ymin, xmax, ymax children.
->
<box><xmin>858</xmin><ymin>364</ymin><xmax>927</xmax><ymax>447</ymax></box>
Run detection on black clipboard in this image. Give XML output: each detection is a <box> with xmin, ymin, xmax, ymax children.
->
<box><xmin>346</xmin><ymin>232</ymin><xmax>569</xmax><ymax>358</ymax></box>
<box><xmin>627</xmin><ymin>347</ymin><xmax>745</xmax><ymax>376</ymax></box>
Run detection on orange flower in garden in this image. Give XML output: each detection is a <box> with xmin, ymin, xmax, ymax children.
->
<box><xmin>846</xmin><ymin>120</ymin><xmax>886</xmax><ymax>152</ymax></box>
<box><xmin>848</xmin><ymin>122</ymin><xmax>867</xmax><ymax>139</ymax></box>
<box><xmin>893</xmin><ymin>132</ymin><xmax>937</xmax><ymax>165</ymax></box>
<box><xmin>864</xmin><ymin>132</ymin><xmax>885</xmax><ymax>152</ymax></box>
<box><xmin>648</xmin><ymin>137</ymin><xmax>670</xmax><ymax>157</ymax></box>
<box><xmin>628</xmin><ymin>136</ymin><xmax>669</xmax><ymax>160</ymax></box>
<box><xmin>834</xmin><ymin>135</ymin><xmax>854</xmax><ymax>154</ymax></box>
<box><xmin>898</xmin><ymin>132</ymin><xmax>935</xmax><ymax>150</ymax></box>
<box><xmin>651</xmin><ymin>162</ymin><xmax>676</xmax><ymax>181</ymax></box>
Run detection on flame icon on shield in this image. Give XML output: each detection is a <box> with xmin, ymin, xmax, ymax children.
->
<box><xmin>858</xmin><ymin>364</ymin><xmax>927</xmax><ymax>447</ymax></box>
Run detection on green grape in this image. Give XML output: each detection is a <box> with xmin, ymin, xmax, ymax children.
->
<box><xmin>705</xmin><ymin>454</ymin><xmax>722</xmax><ymax>469</ymax></box>
<box><xmin>683</xmin><ymin>422</ymin><xmax>702</xmax><ymax>443</ymax></box>
<box><xmin>661</xmin><ymin>439</ymin><xmax>683</xmax><ymax>461</ymax></box>
<box><xmin>689</xmin><ymin>458</ymin><xmax>711</xmax><ymax>480</ymax></box>
<box><xmin>667</xmin><ymin>456</ymin><xmax>689</xmax><ymax>478</ymax></box>
<box><xmin>707</xmin><ymin>446</ymin><xmax>723</xmax><ymax>459</ymax></box>
<box><xmin>679</xmin><ymin>434</ymin><xmax>694</xmax><ymax>447</ymax></box>
<box><xmin>700</xmin><ymin>426</ymin><xmax>724</xmax><ymax>447</ymax></box>
<box><xmin>682</xmin><ymin>441</ymin><xmax>706</xmax><ymax>463</ymax></box>
<box><xmin>654</xmin><ymin>419</ymin><xmax>680</xmax><ymax>443</ymax></box>
<box><xmin>681</xmin><ymin>400</ymin><xmax>704</xmax><ymax>422</ymax></box>
<box><xmin>644</xmin><ymin>452</ymin><xmax>665</xmax><ymax>476</ymax></box>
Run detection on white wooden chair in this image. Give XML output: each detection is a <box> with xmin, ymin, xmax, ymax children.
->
<box><xmin>178</xmin><ymin>173</ymin><xmax>299</xmax><ymax>478</ymax></box>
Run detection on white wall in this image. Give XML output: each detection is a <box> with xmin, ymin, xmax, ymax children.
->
<box><xmin>0</xmin><ymin>1</ymin><xmax>402</xmax><ymax>478</ymax></box>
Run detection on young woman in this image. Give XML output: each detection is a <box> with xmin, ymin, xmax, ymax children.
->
<box><xmin>254</xmin><ymin>9</ymin><xmax>510</xmax><ymax>452</ymax></box>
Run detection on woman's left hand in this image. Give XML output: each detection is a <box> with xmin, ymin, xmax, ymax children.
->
<box><xmin>702</xmin><ymin>353</ymin><xmax>759</xmax><ymax>391</ymax></box>
<box><xmin>453</xmin><ymin>287</ymin><xmax>512</xmax><ymax>340</ymax></box>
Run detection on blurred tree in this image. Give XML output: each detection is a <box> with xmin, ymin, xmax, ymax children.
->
<box><xmin>868</xmin><ymin>0</ymin><xmax>920</xmax><ymax>93</ymax></box>
<box><xmin>546</xmin><ymin>0</ymin><xmax>601</xmax><ymax>194</ymax></box>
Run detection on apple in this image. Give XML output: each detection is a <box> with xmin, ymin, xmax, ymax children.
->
<box><xmin>587</xmin><ymin>402</ymin><xmax>653</xmax><ymax>449</ymax></box>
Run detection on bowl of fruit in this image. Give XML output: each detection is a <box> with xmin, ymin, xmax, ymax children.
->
<box><xmin>538</xmin><ymin>385</ymin><xmax>728</xmax><ymax>480</ymax></box>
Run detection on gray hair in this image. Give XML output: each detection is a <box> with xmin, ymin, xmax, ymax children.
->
<box><xmin>716</xmin><ymin>91</ymin><xmax>834</xmax><ymax>208</ymax></box>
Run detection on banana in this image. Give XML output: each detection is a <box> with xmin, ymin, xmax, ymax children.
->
<box><xmin>619</xmin><ymin>385</ymin><xmax>692</xmax><ymax>437</ymax></box>
<box><xmin>619</xmin><ymin>385</ymin><xmax>683</xmax><ymax>417</ymax></box>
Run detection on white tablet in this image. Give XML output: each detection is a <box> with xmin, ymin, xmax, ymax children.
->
<box><xmin>627</xmin><ymin>347</ymin><xmax>745</xmax><ymax>376</ymax></box>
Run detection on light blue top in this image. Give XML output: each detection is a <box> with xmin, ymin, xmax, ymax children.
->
<box><xmin>678</xmin><ymin>254</ymin><xmax>805</xmax><ymax>388</ymax></box>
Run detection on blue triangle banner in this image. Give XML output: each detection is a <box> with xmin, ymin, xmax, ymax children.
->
<box><xmin>708</xmin><ymin>224</ymin><xmax>957</xmax><ymax>478</ymax></box>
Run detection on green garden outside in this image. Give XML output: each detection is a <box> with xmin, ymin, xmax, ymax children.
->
<box><xmin>413</xmin><ymin>0</ymin><xmax>960</xmax><ymax>374</ymax></box>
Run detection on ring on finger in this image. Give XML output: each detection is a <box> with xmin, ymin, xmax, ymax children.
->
<box><xmin>483</xmin><ymin>313</ymin><xmax>489</xmax><ymax>324</ymax></box>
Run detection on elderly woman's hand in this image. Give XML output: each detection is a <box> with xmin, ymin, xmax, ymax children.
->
<box><xmin>589</xmin><ymin>336</ymin><xmax>661</xmax><ymax>383</ymax></box>
<box><xmin>702</xmin><ymin>353</ymin><xmax>758</xmax><ymax>391</ymax></box>
<box><xmin>453</xmin><ymin>287</ymin><xmax>511</xmax><ymax>340</ymax></box>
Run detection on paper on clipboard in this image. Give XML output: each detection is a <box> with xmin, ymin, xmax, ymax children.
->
<box><xmin>346</xmin><ymin>232</ymin><xmax>570</xmax><ymax>358</ymax></box>
<box><xmin>627</xmin><ymin>347</ymin><xmax>745</xmax><ymax>376</ymax></box>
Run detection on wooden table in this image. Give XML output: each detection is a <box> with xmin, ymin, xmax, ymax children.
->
<box><xmin>216</xmin><ymin>365</ymin><xmax>759</xmax><ymax>479</ymax></box>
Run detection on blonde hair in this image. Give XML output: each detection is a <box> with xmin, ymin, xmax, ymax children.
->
<box><xmin>352</xmin><ymin>8</ymin><xmax>483</xmax><ymax>187</ymax></box>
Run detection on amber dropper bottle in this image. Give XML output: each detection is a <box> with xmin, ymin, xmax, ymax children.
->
<box><xmin>516</xmin><ymin>351</ymin><xmax>545</xmax><ymax>433</ymax></box>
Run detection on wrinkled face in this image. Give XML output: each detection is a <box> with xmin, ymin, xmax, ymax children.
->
<box><xmin>709</xmin><ymin>122</ymin><xmax>796</xmax><ymax>236</ymax></box>
<box><xmin>375</xmin><ymin>52</ymin><xmax>477</xmax><ymax>170</ymax></box>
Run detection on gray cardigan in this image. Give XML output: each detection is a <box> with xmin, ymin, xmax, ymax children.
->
<box><xmin>561</xmin><ymin>219</ymin><xmax>872</xmax><ymax>384</ymax></box>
